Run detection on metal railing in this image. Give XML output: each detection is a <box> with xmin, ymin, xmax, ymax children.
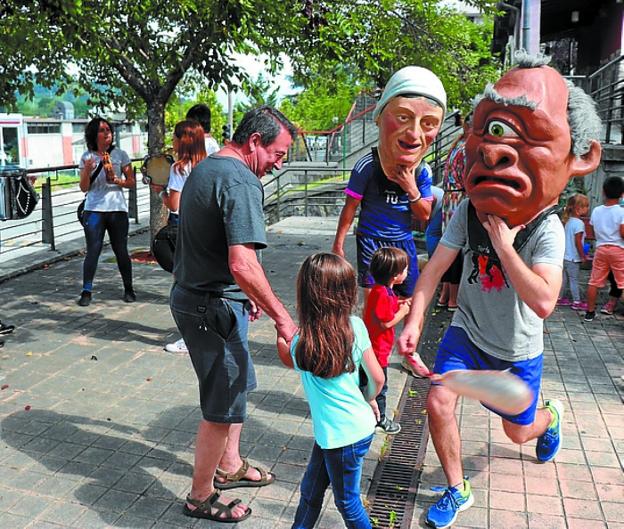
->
<box><xmin>287</xmin><ymin>94</ymin><xmax>379</xmax><ymax>164</ymax></box>
<box><xmin>1</xmin><ymin>102</ymin><xmax>464</xmax><ymax>257</ymax></box>
<box><xmin>566</xmin><ymin>54</ymin><xmax>624</xmax><ymax>145</ymax></box>
<box><xmin>0</xmin><ymin>160</ymin><xmax>150</xmax><ymax>259</ymax></box>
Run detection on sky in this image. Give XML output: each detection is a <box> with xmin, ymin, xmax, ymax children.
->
<box><xmin>215</xmin><ymin>53</ymin><xmax>298</xmax><ymax>109</ymax></box>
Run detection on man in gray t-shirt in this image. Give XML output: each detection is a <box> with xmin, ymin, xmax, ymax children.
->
<box><xmin>398</xmin><ymin>54</ymin><xmax>603</xmax><ymax>529</ymax></box>
<box><xmin>170</xmin><ymin>106</ymin><xmax>297</xmax><ymax>523</ymax></box>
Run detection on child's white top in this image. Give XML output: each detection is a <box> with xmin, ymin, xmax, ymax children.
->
<box><xmin>590</xmin><ymin>204</ymin><xmax>624</xmax><ymax>248</ymax></box>
<box><xmin>564</xmin><ymin>217</ymin><xmax>585</xmax><ymax>262</ymax></box>
<box><xmin>290</xmin><ymin>315</ymin><xmax>376</xmax><ymax>449</ymax></box>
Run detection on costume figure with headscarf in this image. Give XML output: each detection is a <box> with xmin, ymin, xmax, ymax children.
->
<box><xmin>332</xmin><ymin>67</ymin><xmax>447</xmax><ymax>299</ymax></box>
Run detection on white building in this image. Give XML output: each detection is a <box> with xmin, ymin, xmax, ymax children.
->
<box><xmin>0</xmin><ymin>113</ymin><xmax>148</xmax><ymax>169</ymax></box>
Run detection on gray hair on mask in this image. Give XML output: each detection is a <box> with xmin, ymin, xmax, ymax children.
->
<box><xmin>472</xmin><ymin>50</ymin><xmax>602</xmax><ymax>157</ymax></box>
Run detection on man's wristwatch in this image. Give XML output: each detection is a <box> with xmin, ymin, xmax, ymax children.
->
<box><xmin>158</xmin><ymin>189</ymin><xmax>168</xmax><ymax>199</ymax></box>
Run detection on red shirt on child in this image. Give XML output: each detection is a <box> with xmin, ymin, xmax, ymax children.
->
<box><xmin>363</xmin><ymin>284</ymin><xmax>398</xmax><ymax>368</ymax></box>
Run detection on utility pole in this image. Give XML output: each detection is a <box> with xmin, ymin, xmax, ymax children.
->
<box><xmin>227</xmin><ymin>89</ymin><xmax>234</xmax><ymax>141</ymax></box>
<box><xmin>522</xmin><ymin>0</ymin><xmax>541</xmax><ymax>54</ymax></box>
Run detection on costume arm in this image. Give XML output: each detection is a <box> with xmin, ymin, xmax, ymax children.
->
<box><xmin>332</xmin><ymin>195</ymin><xmax>360</xmax><ymax>257</ymax></box>
<box><xmin>484</xmin><ymin>215</ymin><xmax>561</xmax><ymax>318</ymax></box>
<box><xmin>398</xmin><ymin>244</ymin><xmax>458</xmax><ymax>355</ymax></box>
<box><xmin>409</xmin><ymin>196</ymin><xmax>432</xmax><ymax>222</ymax></box>
<box><xmin>229</xmin><ymin>243</ymin><xmax>297</xmax><ymax>341</ymax></box>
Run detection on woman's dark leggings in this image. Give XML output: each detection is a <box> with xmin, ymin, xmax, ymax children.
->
<box><xmin>82</xmin><ymin>211</ymin><xmax>132</xmax><ymax>291</ymax></box>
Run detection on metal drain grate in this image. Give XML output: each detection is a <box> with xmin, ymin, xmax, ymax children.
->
<box><xmin>367</xmin><ymin>306</ymin><xmax>450</xmax><ymax>529</ymax></box>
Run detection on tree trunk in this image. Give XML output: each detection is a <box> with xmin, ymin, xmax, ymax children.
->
<box><xmin>146</xmin><ymin>99</ymin><xmax>169</xmax><ymax>240</ymax></box>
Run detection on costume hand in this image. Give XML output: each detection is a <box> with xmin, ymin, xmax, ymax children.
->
<box><xmin>369</xmin><ymin>399</ymin><xmax>381</xmax><ymax>423</ymax></box>
<box><xmin>482</xmin><ymin>215</ymin><xmax>524</xmax><ymax>253</ymax></box>
<box><xmin>398</xmin><ymin>323</ymin><xmax>421</xmax><ymax>357</ymax></box>
<box><xmin>248</xmin><ymin>300</ymin><xmax>262</xmax><ymax>321</ymax></box>
<box><xmin>388</xmin><ymin>165</ymin><xmax>418</xmax><ymax>196</ymax></box>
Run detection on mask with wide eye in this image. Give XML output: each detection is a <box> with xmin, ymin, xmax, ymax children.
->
<box><xmin>485</xmin><ymin>120</ymin><xmax>519</xmax><ymax>139</ymax></box>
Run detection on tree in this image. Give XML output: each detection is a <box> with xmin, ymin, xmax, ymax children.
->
<box><xmin>1</xmin><ymin>0</ymin><xmax>500</xmax><ymax>234</ymax></box>
<box><xmin>279</xmin><ymin>70</ymin><xmax>365</xmax><ymax>131</ymax></box>
<box><xmin>287</xmin><ymin>0</ymin><xmax>500</xmax><ymax>113</ymax></box>
<box><xmin>1</xmin><ymin>0</ymin><xmax>317</xmax><ymax>235</ymax></box>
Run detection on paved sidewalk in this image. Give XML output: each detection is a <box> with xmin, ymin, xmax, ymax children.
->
<box><xmin>0</xmin><ymin>216</ymin><xmax>622</xmax><ymax>529</ymax></box>
<box><xmin>0</xmin><ymin>217</ymin><xmax>406</xmax><ymax>529</ymax></box>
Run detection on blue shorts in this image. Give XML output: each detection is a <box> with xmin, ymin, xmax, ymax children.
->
<box><xmin>356</xmin><ymin>235</ymin><xmax>418</xmax><ymax>297</ymax></box>
<box><xmin>433</xmin><ymin>326</ymin><xmax>542</xmax><ymax>425</ymax></box>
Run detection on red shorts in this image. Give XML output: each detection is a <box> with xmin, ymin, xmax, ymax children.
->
<box><xmin>588</xmin><ymin>245</ymin><xmax>624</xmax><ymax>289</ymax></box>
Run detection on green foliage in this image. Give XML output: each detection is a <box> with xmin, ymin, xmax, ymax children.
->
<box><xmin>289</xmin><ymin>0</ymin><xmax>500</xmax><ymax>113</ymax></box>
<box><xmin>279</xmin><ymin>70</ymin><xmax>367</xmax><ymax>131</ymax></box>
<box><xmin>164</xmin><ymin>85</ymin><xmax>225</xmax><ymax>146</ymax></box>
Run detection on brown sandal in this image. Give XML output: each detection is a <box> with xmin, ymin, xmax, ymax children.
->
<box><xmin>214</xmin><ymin>458</ymin><xmax>275</xmax><ymax>489</ymax></box>
<box><xmin>183</xmin><ymin>491</ymin><xmax>252</xmax><ymax>523</ymax></box>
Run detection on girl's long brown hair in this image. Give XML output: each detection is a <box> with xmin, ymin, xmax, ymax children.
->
<box><xmin>172</xmin><ymin>119</ymin><xmax>207</xmax><ymax>175</ymax></box>
<box><xmin>562</xmin><ymin>193</ymin><xmax>589</xmax><ymax>224</ymax></box>
<box><xmin>295</xmin><ymin>253</ymin><xmax>357</xmax><ymax>378</ymax></box>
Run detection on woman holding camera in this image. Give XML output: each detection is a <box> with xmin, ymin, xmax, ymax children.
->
<box><xmin>77</xmin><ymin>117</ymin><xmax>135</xmax><ymax>307</ymax></box>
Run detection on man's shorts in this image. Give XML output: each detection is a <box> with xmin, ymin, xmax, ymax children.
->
<box><xmin>170</xmin><ymin>284</ymin><xmax>257</xmax><ymax>423</ymax></box>
<box><xmin>588</xmin><ymin>245</ymin><xmax>624</xmax><ymax>289</ymax></box>
<box><xmin>356</xmin><ymin>235</ymin><xmax>418</xmax><ymax>297</ymax></box>
<box><xmin>433</xmin><ymin>326</ymin><xmax>542</xmax><ymax>425</ymax></box>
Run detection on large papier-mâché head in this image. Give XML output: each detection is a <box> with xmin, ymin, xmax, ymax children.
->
<box><xmin>374</xmin><ymin>66</ymin><xmax>446</xmax><ymax>176</ymax></box>
<box><xmin>465</xmin><ymin>52</ymin><xmax>602</xmax><ymax>227</ymax></box>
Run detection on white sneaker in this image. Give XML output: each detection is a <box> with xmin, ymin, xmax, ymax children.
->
<box><xmin>164</xmin><ymin>338</ymin><xmax>188</xmax><ymax>354</ymax></box>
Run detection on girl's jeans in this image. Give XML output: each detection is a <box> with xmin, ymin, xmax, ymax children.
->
<box><xmin>561</xmin><ymin>259</ymin><xmax>581</xmax><ymax>302</ymax></box>
<box><xmin>292</xmin><ymin>434</ymin><xmax>373</xmax><ymax>529</ymax></box>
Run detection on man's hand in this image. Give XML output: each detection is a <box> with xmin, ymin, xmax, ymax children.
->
<box><xmin>275</xmin><ymin>319</ymin><xmax>298</xmax><ymax>344</ymax></box>
<box><xmin>398</xmin><ymin>323</ymin><xmax>422</xmax><ymax>357</ymax></box>
<box><xmin>248</xmin><ymin>300</ymin><xmax>262</xmax><ymax>322</ymax></box>
<box><xmin>482</xmin><ymin>214</ymin><xmax>524</xmax><ymax>254</ymax></box>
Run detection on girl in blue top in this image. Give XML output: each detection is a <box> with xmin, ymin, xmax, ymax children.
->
<box><xmin>277</xmin><ymin>253</ymin><xmax>384</xmax><ymax>529</ymax></box>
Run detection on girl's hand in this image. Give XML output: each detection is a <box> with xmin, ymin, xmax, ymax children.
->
<box><xmin>368</xmin><ymin>399</ymin><xmax>381</xmax><ymax>423</ymax></box>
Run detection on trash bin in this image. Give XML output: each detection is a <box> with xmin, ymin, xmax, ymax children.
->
<box><xmin>0</xmin><ymin>164</ymin><xmax>38</xmax><ymax>220</ymax></box>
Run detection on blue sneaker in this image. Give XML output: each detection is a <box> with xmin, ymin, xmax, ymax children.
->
<box><xmin>427</xmin><ymin>478</ymin><xmax>474</xmax><ymax>528</ymax></box>
<box><xmin>536</xmin><ymin>399</ymin><xmax>564</xmax><ymax>462</ymax></box>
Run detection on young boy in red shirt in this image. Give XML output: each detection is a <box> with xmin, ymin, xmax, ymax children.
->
<box><xmin>363</xmin><ymin>247</ymin><xmax>411</xmax><ymax>434</ymax></box>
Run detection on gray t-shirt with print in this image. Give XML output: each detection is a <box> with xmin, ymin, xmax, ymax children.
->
<box><xmin>173</xmin><ymin>154</ymin><xmax>266</xmax><ymax>300</ymax></box>
<box><xmin>440</xmin><ymin>199</ymin><xmax>564</xmax><ymax>361</ymax></box>
<box><xmin>79</xmin><ymin>148</ymin><xmax>131</xmax><ymax>212</ymax></box>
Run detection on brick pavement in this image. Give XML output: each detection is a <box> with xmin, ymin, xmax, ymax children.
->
<box><xmin>0</xmin><ymin>219</ymin><xmax>406</xmax><ymax>529</ymax></box>
<box><xmin>413</xmin><ymin>267</ymin><xmax>624</xmax><ymax>529</ymax></box>
<box><xmin>0</xmin><ymin>216</ymin><xmax>622</xmax><ymax>529</ymax></box>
